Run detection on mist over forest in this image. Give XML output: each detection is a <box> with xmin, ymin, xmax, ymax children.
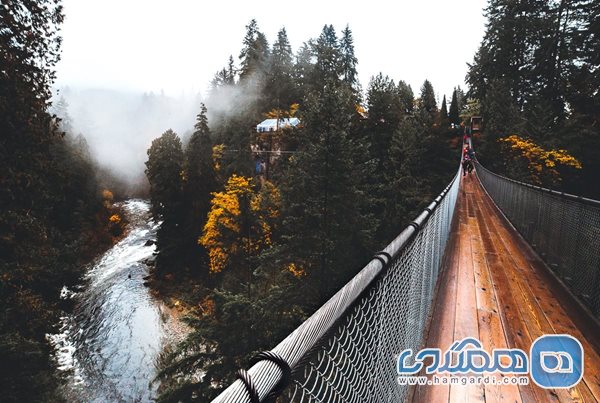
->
<box><xmin>52</xmin><ymin>87</ymin><xmax>203</xmax><ymax>187</ymax></box>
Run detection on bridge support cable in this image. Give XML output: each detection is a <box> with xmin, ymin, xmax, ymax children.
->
<box><xmin>474</xmin><ymin>160</ymin><xmax>600</xmax><ymax>320</ymax></box>
<box><xmin>212</xmin><ymin>169</ymin><xmax>461</xmax><ymax>403</ymax></box>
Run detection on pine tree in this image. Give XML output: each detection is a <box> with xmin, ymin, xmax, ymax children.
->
<box><xmin>312</xmin><ymin>25</ymin><xmax>341</xmax><ymax>88</ymax></box>
<box><xmin>366</xmin><ymin>73</ymin><xmax>401</xmax><ymax>169</ymax></box>
<box><xmin>448</xmin><ymin>89</ymin><xmax>460</xmax><ymax>125</ymax></box>
<box><xmin>52</xmin><ymin>95</ymin><xmax>73</xmax><ymax>134</ymax></box>
<box><xmin>0</xmin><ymin>2</ymin><xmax>114</xmax><ymax>400</ymax></box>
<box><xmin>184</xmin><ymin>104</ymin><xmax>217</xmax><ymax>265</ymax></box>
<box><xmin>145</xmin><ymin>129</ymin><xmax>186</xmax><ymax>271</ymax></box>
<box><xmin>293</xmin><ymin>41</ymin><xmax>314</xmax><ymax>100</ymax></box>
<box><xmin>418</xmin><ymin>79</ymin><xmax>437</xmax><ymax>119</ymax></box>
<box><xmin>267</xmin><ymin>27</ymin><xmax>296</xmax><ymax>108</ymax></box>
<box><xmin>339</xmin><ymin>25</ymin><xmax>359</xmax><ymax>91</ymax></box>
<box><xmin>440</xmin><ymin>94</ymin><xmax>448</xmax><ymax>124</ymax></box>
<box><xmin>278</xmin><ymin>80</ymin><xmax>375</xmax><ymax>301</ymax></box>
<box><xmin>238</xmin><ymin>19</ymin><xmax>270</xmax><ymax>110</ymax></box>
<box><xmin>239</xmin><ymin>19</ymin><xmax>260</xmax><ymax>80</ymax></box>
<box><xmin>378</xmin><ymin>115</ymin><xmax>426</xmax><ymax>241</ymax></box>
<box><xmin>455</xmin><ymin>86</ymin><xmax>466</xmax><ymax>113</ymax></box>
<box><xmin>397</xmin><ymin>80</ymin><xmax>415</xmax><ymax>115</ymax></box>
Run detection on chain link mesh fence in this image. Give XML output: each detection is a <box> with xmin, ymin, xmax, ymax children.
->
<box><xmin>213</xmin><ymin>170</ymin><xmax>460</xmax><ymax>403</ymax></box>
<box><xmin>475</xmin><ymin>161</ymin><xmax>600</xmax><ymax>319</ymax></box>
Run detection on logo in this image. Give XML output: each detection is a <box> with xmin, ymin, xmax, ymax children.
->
<box><xmin>397</xmin><ymin>335</ymin><xmax>584</xmax><ymax>389</ymax></box>
<box><xmin>530</xmin><ymin>334</ymin><xmax>584</xmax><ymax>388</ymax></box>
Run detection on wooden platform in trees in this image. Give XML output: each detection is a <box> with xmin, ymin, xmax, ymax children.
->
<box><xmin>412</xmin><ymin>172</ymin><xmax>600</xmax><ymax>402</ymax></box>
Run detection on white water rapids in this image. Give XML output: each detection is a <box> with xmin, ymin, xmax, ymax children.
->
<box><xmin>48</xmin><ymin>200</ymin><xmax>180</xmax><ymax>402</ymax></box>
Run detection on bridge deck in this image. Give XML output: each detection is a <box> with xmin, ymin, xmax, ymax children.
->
<box><xmin>413</xmin><ymin>174</ymin><xmax>600</xmax><ymax>402</ymax></box>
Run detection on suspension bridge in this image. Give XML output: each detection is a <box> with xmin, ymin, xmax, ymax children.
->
<box><xmin>213</xmin><ymin>143</ymin><xmax>600</xmax><ymax>402</ymax></box>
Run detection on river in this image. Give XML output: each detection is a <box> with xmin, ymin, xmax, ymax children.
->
<box><xmin>48</xmin><ymin>200</ymin><xmax>181</xmax><ymax>402</ymax></box>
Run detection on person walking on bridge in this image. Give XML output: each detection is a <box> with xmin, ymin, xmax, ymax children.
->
<box><xmin>462</xmin><ymin>145</ymin><xmax>474</xmax><ymax>176</ymax></box>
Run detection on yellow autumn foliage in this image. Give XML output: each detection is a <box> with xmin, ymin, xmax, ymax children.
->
<box><xmin>500</xmin><ymin>135</ymin><xmax>582</xmax><ymax>185</ymax></box>
<box><xmin>109</xmin><ymin>214</ymin><xmax>121</xmax><ymax>224</ymax></box>
<box><xmin>200</xmin><ymin>175</ymin><xmax>281</xmax><ymax>273</ymax></box>
<box><xmin>212</xmin><ymin>144</ymin><xmax>225</xmax><ymax>172</ymax></box>
<box><xmin>287</xmin><ymin>263</ymin><xmax>306</xmax><ymax>278</ymax></box>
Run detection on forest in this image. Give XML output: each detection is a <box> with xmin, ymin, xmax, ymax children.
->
<box><xmin>467</xmin><ymin>0</ymin><xmax>600</xmax><ymax>198</ymax></box>
<box><xmin>146</xmin><ymin>20</ymin><xmax>459</xmax><ymax>402</ymax></box>
<box><xmin>0</xmin><ymin>1</ymin><xmax>127</xmax><ymax>401</ymax></box>
<box><xmin>1</xmin><ymin>0</ymin><xmax>599</xmax><ymax>401</ymax></box>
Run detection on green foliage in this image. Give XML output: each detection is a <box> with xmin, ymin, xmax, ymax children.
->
<box><xmin>278</xmin><ymin>81</ymin><xmax>377</xmax><ymax>300</ymax></box>
<box><xmin>396</xmin><ymin>80</ymin><xmax>415</xmax><ymax>114</ymax></box>
<box><xmin>366</xmin><ymin>73</ymin><xmax>402</xmax><ymax>168</ymax></box>
<box><xmin>418</xmin><ymin>79</ymin><xmax>437</xmax><ymax>116</ymax></box>
<box><xmin>266</xmin><ymin>27</ymin><xmax>296</xmax><ymax>108</ymax></box>
<box><xmin>238</xmin><ymin>19</ymin><xmax>270</xmax><ymax>83</ymax></box>
<box><xmin>183</xmin><ymin>104</ymin><xmax>218</xmax><ymax>265</ymax></box>
<box><xmin>1</xmin><ymin>1</ymin><xmax>118</xmax><ymax>401</ymax></box>
<box><xmin>155</xmin><ymin>21</ymin><xmax>460</xmax><ymax>402</ymax></box>
<box><xmin>312</xmin><ymin>25</ymin><xmax>342</xmax><ymax>89</ymax></box>
<box><xmin>449</xmin><ymin>89</ymin><xmax>460</xmax><ymax>125</ymax></box>
<box><xmin>440</xmin><ymin>95</ymin><xmax>448</xmax><ymax>125</ymax></box>
<box><xmin>155</xmin><ymin>284</ymin><xmax>305</xmax><ymax>402</ymax></box>
<box><xmin>339</xmin><ymin>25</ymin><xmax>359</xmax><ymax>91</ymax></box>
<box><xmin>467</xmin><ymin>0</ymin><xmax>600</xmax><ymax>196</ymax></box>
<box><xmin>146</xmin><ymin>129</ymin><xmax>186</xmax><ymax>270</ymax></box>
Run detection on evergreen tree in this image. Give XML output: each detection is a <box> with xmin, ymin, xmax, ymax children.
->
<box><xmin>366</xmin><ymin>73</ymin><xmax>401</xmax><ymax>169</ymax></box>
<box><xmin>418</xmin><ymin>79</ymin><xmax>437</xmax><ymax>119</ymax></box>
<box><xmin>1</xmin><ymin>2</ymin><xmax>115</xmax><ymax>400</ymax></box>
<box><xmin>339</xmin><ymin>25</ymin><xmax>359</xmax><ymax>91</ymax></box>
<box><xmin>465</xmin><ymin>0</ymin><xmax>599</xmax><ymax>196</ymax></box>
<box><xmin>377</xmin><ymin>116</ymin><xmax>426</xmax><ymax>241</ymax></box>
<box><xmin>211</xmin><ymin>56</ymin><xmax>236</xmax><ymax>90</ymax></box>
<box><xmin>145</xmin><ymin>130</ymin><xmax>186</xmax><ymax>271</ymax></box>
<box><xmin>454</xmin><ymin>86</ymin><xmax>466</xmax><ymax>114</ymax></box>
<box><xmin>440</xmin><ymin>94</ymin><xmax>448</xmax><ymax>124</ymax></box>
<box><xmin>52</xmin><ymin>95</ymin><xmax>73</xmax><ymax>134</ymax></box>
<box><xmin>238</xmin><ymin>19</ymin><xmax>260</xmax><ymax>80</ymax></box>
<box><xmin>293</xmin><ymin>41</ymin><xmax>315</xmax><ymax>100</ymax></box>
<box><xmin>448</xmin><ymin>89</ymin><xmax>460</xmax><ymax>125</ymax></box>
<box><xmin>278</xmin><ymin>80</ymin><xmax>375</xmax><ymax>301</ymax></box>
<box><xmin>397</xmin><ymin>80</ymin><xmax>415</xmax><ymax>115</ymax></box>
<box><xmin>238</xmin><ymin>19</ymin><xmax>270</xmax><ymax>109</ymax></box>
<box><xmin>184</xmin><ymin>104</ymin><xmax>217</xmax><ymax>265</ymax></box>
<box><xmin>312</xmin><ymin>25</ymin><xmax>341</xmax><ymax>88</ymax></box>
<box><xmin>267</xmin><ymin>27</ymin><xmax>296</xmax><ymax>108</ymax></box>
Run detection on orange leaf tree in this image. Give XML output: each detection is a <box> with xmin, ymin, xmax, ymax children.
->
<box><xmin>200</xmin><ymin>175</ymin><xmax>280</xmax><ymax>274</ymax></box>
<box><xmin>499</xmin><ymin>135</ymin><xmax>582</xmax><ymax>186</ymax></box>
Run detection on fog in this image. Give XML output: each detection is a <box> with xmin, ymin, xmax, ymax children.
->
<box><xmin>54</xmin><ymin>87</ymin><xmax>203</xmax><ymax>187</ymax></box>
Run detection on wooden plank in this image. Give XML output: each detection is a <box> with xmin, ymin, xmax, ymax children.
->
<box><xmin>415</xmin><ymin>174</ymin><xmax>600</xmax><ymax>402</ymax></box>
<box><xmin>449</xmin><ymin>209</ymin><xmax>485</xmax><ymax>402</ymax></box>
<box><xmin>469</xmin><ymin>204</ymin><xmax>522</xmax><ymax>403</ymax></box>
<box><xmin>477</xmin><ymin>186</ymin><xmax>600</xmax><ymax>402</ymax></box>
<box><xmin>471</xmin><ymin>182</ymin><xmax>556</xmax><ymax>402</ymax></box>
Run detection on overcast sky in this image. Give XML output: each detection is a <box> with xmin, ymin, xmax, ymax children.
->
<box><xmin>55</xmin><ymin>0</ymin><xmax>488</xmax><ymax>101</ymax></box>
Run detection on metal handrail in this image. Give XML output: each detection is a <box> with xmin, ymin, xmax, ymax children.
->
<box><xmin>213</xmin><ymin>170</ymin><xmax>461</xmax><ymax>402</ymax></box>
<box><xmin>475</xmin><ymin>162</ymin><xmax>600</xmax><ymax>208</ymax></box>
<box><xmin>474</xmin><ymin>157</ymin><xmax>600</xmax><ymax>319</ymax></box>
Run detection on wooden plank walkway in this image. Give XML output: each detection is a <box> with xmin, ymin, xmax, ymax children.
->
<box><xmin>412</xmin><ymin>172</ymin><xmax>600</xmax><ymax>402</ymax></box>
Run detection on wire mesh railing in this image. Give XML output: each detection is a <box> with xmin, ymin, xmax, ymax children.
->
<box><xmin>212</xmin><ymin>169</ymin><xmax>461</xmax><ymax>403</ymax></box>
<box><xmin>475</xmin><ymin>161</ymin><xmax>600</xmax><ymax>319</ymax></box>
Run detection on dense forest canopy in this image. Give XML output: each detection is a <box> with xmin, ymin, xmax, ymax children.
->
<box><xmin>148</xmin><ymin>19</ymin><xmax>459</xmax><ymax>401</ymax></box>
<box><xmin>466</xmin><ymin>0</ymin><xmax>600</xmax><ymax>197</ymax></box>
<box><xmin>2</xmin><ymin>0</ymin><xmax>599</xmax><ymax>401</ymax></box>
<box><xmin>1</xmin><ymin>1</ymin><xmax>126</xmax><ymax>401</ymax></box>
